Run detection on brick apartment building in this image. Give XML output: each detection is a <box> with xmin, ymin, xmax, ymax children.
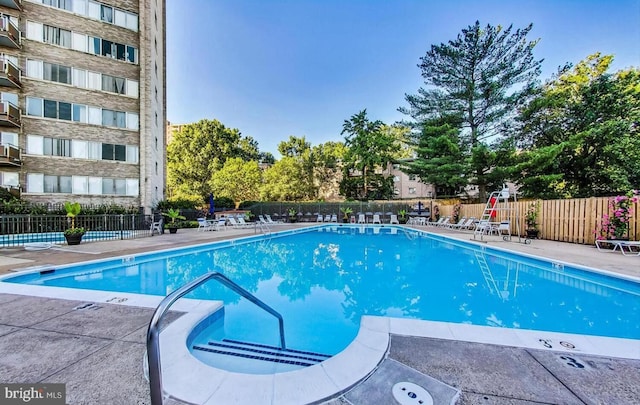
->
<box><xmin>0</xmin><ymin>0</ymin><xmax>165</xmax><ymax>214</ymax></box>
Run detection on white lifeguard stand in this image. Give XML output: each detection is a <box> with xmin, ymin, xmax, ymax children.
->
<box><xmin>474</xmin><ymin>184</ymin><xmax>522</xmax><ymax>242</ymax></box>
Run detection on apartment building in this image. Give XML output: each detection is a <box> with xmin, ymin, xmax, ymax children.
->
<box><xmin>0</xmin><ymin>0</ymin><xmax>165</xmax><ymax>214</ymax></box>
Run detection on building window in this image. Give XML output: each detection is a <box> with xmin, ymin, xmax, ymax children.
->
<box><xmin>43</xmin><ymin>62</ymin><xmax>71</xmax><ymax>85</ymax></box>
<box><xmin>0</xmin><ymin>171</ymin><xmax>19</xmax><ymax>187</ymax></box>
<box><xmin>100</xmin><ymin>4</ymin><xmax>113</xmax><ymax>23</ymax></box>
<box><xmin>393</xmin><ymin>176</ymin><xmax>399</xmax><ymax>182</ymax></box>
<box><xmin>44</xmin><ymin>175</ymin><xmax>72</xmax><ymax>193</ymax></box>
<box><xmin>43</xmin><ymin>138</ymin><xmax>71</xmax><ymax>157</ymax></box>
<box><xmin>43</xmin><ymin>25</ymin><xmax>71</xmax><ymax>47</ymax></box>
<box><xmin>408</xmin><ymin>174</ymin><xmax>416</xmax><ymax>181</ymax></box>
<box><xmin>409</xmin><ymin>187</ymin><xmax>416</xmax><ymax>194</ymax></box>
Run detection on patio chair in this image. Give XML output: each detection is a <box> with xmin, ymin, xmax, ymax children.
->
<box><xmin>445</xmin><ymin>217</ymin><xmax>467</xmax><ymax>229</ymax></box>
<box><xmin>330</xmin><ymin>214</ymin><xmax>338</xmax><ymax>222</ymax></box>
<box><xmin>316</xmin><ymin>213</ymin><xmax>323</xmax><ymax>222</ymax></box>
<box><xmin>266</xmin><ymin>214</ymin><xmax>283</xmax><ymax>224</ymax></box>
<box><xmin>389</xmin><ymin>214</ymin><xmax>399</xmax><ymax>224</ymax></box>
<box><xmin>357</xmin><ymin>214</ymin><xmax>366</xmax><ymax>224</ymax></box>
<box><xmin>620</xmin><ymin>241</ymin><xmax>640</xmax><ymax>256</ymax></box>
<box><xmin>426</xmin><ymin>217</ymin><xmax>446</xmax><ymax>227</ymax></box>
<box><xmin>150</xmin><ymin>218</ymin><xmax>163</xmax><ymax>236</ymax></box>
<box><xmin>436</xmin><ymin>216</ymin><xmax>451</xmax><ymax>227</ymax></box>
<box><xmin>197</xmin><ymin>218</ymin><xmax>215</xmax><ymax>231</ymax></box>
<box><xmin>324</xmin><ymin>214</ymin><xmax>332</xmax><ymax>222</ymax></box>
<box><xmin>372</xmin><ymin>214</ymin><xmax>381</xmax><ymax>224</ymax></box>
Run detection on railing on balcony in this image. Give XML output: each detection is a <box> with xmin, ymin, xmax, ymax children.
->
<box><xmin>0</xmin><ymin>55</ymin><xmax>21</xmax><ymax>88</ymax></box>
<box><xmin>0</xmin><ymin>100</ymin><xmax>20</xmax><ymax>127</ymax></box>
<box><xmin>0</xmin><ymin>143</ymin><xmax>20</xmax><ymax>166</ymax></box>
<box><xmin>0</xmin><ymin>14</ymin><xmax>20</xmax><ymax>49</ymax></box>
<box><xmin>0</xmin><ymin>0</ymin><xmax>21</xmax><ymax>11</ymax></box>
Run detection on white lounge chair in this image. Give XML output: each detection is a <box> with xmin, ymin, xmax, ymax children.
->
<box><xmin>197</xmin><ymin>218</ymin><xmax>215</xmax><ymax>231</ymax></box>
<box><xmin>357</xmin><ymin>214</ymin><xmax>366</xmax><ymax>224</ymax></box>
<box><xmin>266</xmin><ymin>214</ymin><xmax>282</xmax><ymax>224</ymax></box>
<box><xmin>446</xmin><ymin>217</ymin><xmax>467</xmax><ymax>229</ymax></box>
<box><xmin>450</xmin><ymin>217</ymin><xmax>475</xmax><ymax>230</ymax></box>
<box><xmin>372</xmin><ymin>214</ymin><xmax>381</xmax><ymax>224</ymax></box>
<box><xmin>389</xmin><ymin>214</ymin><xmax>399</xmax><ymax>224</ymax></box>
<box><xmin>436</xmin><ymin>216</ymin><xmax>451</xmax><ymax>227</ymax></box>
<box><xmin>596</xmin><ymin>239</ymin><xmax>640</xmax><ymax>256</ymax></box>
<box><xmin>330</xmin><ymin>214</ymin><xmax>338</xmax><ymax>222</ymax></box>
<box><xmin>316</xmin><ymin>213</ymin><xmax>323</xmax><ymax>222</ymax></box>
<box><xmin>426</xmin><ymin>217</ymin><xmax>446</xmax><ymax>227</ymax></box>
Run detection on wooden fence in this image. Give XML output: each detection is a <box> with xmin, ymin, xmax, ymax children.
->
<box><xmin>435</xmin><ymin>197</ymin><xmax>638</xmax><ymax>244</ymax></box>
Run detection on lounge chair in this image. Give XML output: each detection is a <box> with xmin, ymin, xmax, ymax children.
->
<box><xmin>436</xmin><ymin>216</ymin><xmax>451</xmax><ymax>227</ymax></box>
<box><xmin>324</xmin><ymin>214</ymin><xmax>332</xmax><ymax>222</ymax></box>
<box><xmin>227</xmin><ymin>217</ymin><xmax>248</xmax><ymax>229</ymax></box>
<box><xmin>449</xmin><ymin>217</ymin><xmax>473</xmax><ymax>229</ymax></box>
<box><xmin>372</xmin><ymin>214</ymin><xmax>381</xmax><ymax>224</ymax></box>
<box><xmin>426</xmin><ymin>217</ymin><xmax>446</xmax><ymax>227</ymax></box>
<box><xmin>316</xmin><ymin>213</ymin><xmax>323</xmax><ymax>222</ymax></box>
<box><xmin>197</xmin><ymin>218</ymin><xmax>215</xmax><ymax>231</ymax></box>
<box><xmin>330</xmin><ymin>214</ymin><xmax>338</xmax><ymax>222</ymax></box>
<box><xmin>596</xmin><ymin>239</ymin><xmax>640</xmax><ymax>256</ymax></box>
<box><xmin>357</xmin><ymin>214</ymin><xmax>366</xmax><ymax>224</ymax></box>
<box><xmin>266</xmin><ymin>214</ymin><xmax>282</xmax><ymax>224</ymax></box>
<box><xmin>389</xmin><ymin>214</ymin><xmax>399</xmax><ymax>224</ymax></box>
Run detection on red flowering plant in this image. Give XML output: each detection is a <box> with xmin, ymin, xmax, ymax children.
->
<box><xmin>452</xmin><ymin>203</ymin><xmax>462</xmax><ymax>223</ymax></box>
<box><xmin>594</xmin><ymin>190</ymin><xmax>639</xmax><ymax>240</ymax></box>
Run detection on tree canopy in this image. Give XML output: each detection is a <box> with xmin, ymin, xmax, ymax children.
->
<box><xmin>401</xmin><ymin>21</ymin><xmax>542</xmax><ymax>200</ymax></box>
<box><xmin>512</xmin><ymin>54</ymin><xmax>640</xmax><ymax>198</ymax></box>
<box><xmin>211</xmin><ymin>157</ymin><xmax>262</xmax><ymax>207</ymax></box>
<box><xmin>340</xmin><ymin>109</ymin><xmax>396</xmax><ymax>200</ymax></box>
<box><xmin>167</xmin><ymin>119</ymin><xmax>259</xmax><ymax>202</ymax></box>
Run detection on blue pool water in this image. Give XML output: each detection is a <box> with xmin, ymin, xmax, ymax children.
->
<box><xmin>0</xmin><ymin>231</ymin><xmax>125</xmax><ymax>245</ymax></box>
<box><xmin>3</xmin><ymin>225</ymin><xmax>639</xmax><ymax>372</ymax></box>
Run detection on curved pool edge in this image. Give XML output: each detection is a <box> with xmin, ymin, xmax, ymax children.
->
<box><xmin>160</xmin><ymin>311</ymin><xmax>390</xmax><ymax>405</ymax></box>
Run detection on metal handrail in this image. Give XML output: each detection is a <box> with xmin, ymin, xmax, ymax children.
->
<box><xmin>146</xmin><ymin>271</ymin><xmax>286</xmax><ymax>405</ymax></box>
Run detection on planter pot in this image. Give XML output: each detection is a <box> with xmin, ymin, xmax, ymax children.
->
<box><xmin>64</xmin><ymin>233</ymin><xmax>84</xmax><ymax>245</ymax></box>
<box><xmin>342</xmin><ymin>218</ymin><xmax>349</xmax><ymax>223</ymax></box>
<box><xmin>168</xmin><ymin>227</ymin><xmax>178</xmax><ymax>234</ymax></box>
<box><xmin>525</xmin><ymin>229</ymin><xmax>540</xmax><ymax>239</ymax></box>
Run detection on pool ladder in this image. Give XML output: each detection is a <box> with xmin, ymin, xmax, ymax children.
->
<box><xmin>146</xmin><ymin>271</ymin><xmax>286</xmax><ymax>405</ymax></box>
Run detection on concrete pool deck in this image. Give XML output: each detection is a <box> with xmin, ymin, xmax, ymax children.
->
<box><xmin>0</xmin><ymin>223</ymin><xmax>638</xmax><ymax>404</ymax></box>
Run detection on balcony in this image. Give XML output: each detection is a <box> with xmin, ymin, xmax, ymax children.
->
<box><xmin>0</xmin><ymin>100</ymin><xmax>20</xmax><ymax>127</ymax></box>
<box><xmin>0</xmin><ymin>55</ymin><xmax>20</xmax><ymax>88</ymax></box>
<box><xmin>0</xmin><ymin>14</ymin><xmax>21</xmax><ymax>49</ymax></box>
<box><xmin>0</xmin><ymin>0</ymin><xmax>21</xmax><ymax>10</ymax></box>
<box><xmin>0</xmin><ymin>143</ymin><xmax>21</xmax><ymax>167</ymax></box>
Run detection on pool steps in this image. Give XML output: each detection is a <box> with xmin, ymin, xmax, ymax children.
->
<box><xmin>193</xmin><ymin>338</ymin><xmax>332</xmax><ymax>367</ymax></box>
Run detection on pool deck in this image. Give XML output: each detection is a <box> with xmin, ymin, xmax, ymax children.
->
<box><xmin>0</xmin><ymin>223</ymin><xmax>638</xmax><ymax>404</ymax></box>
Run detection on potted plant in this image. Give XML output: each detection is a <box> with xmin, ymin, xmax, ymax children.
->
<box><xmin>63</xmin><ymin>201</ymin><xmax>86</xmax><ymax>245</ymax></box>
<box><xmin>244</xmin><ymin>211</ymin><xmax>254</xmax><ymax>222</ymax></box>
<box><xmin>340</xmin><ymin>207</ymin><xmax>353</xmax><ymax>223</ymax></box>
<box><xmin>287</xmin><ymin>208</ymin><xmax>297</xmax><ymax>223</ymax></box>
<box><xmin>398</xmin><ymin>209</ymin><xmax>408</xmax><ymax>224</ymax></box>
<box><xmin>525</xmin><ymin>201</ymin><xmax>540</xmax><ymax>239</ymax></box>
<box><xmin>163</xmin><ymin>208</ymin><xmax>186</xmax><ymax>234</ymax></box>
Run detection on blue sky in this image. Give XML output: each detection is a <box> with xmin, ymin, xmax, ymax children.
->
<box><xmin>166</xmin><ymin>0</ymin><xmax>640</xmax><ymax>157</ymax></box>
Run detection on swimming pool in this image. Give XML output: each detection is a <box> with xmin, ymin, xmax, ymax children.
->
<box><xmin>0</xmin><ymin>231</ymin><xmax>126</xmax><ymax>245</ymax></box>
<box><xmin>3</xmin><ymin>225</ymin><xmax>639</xmax><ymax>374</ymax></box>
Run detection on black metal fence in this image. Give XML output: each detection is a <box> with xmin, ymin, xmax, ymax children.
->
<box><xmin>0</xmin><ymin>214</ymin><xmax>159</xmax><ymax>248</ymax></box>
<box><xmin>244</xmin><ymin>201</ymin><xmax>432</xmax><ymax>223</ymax></box>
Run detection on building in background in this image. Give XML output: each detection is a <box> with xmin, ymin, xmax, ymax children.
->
<box><xmin>0</xmin><ymin>0</ymin><xmax>165</xmax><ymax>214</ymax></box>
